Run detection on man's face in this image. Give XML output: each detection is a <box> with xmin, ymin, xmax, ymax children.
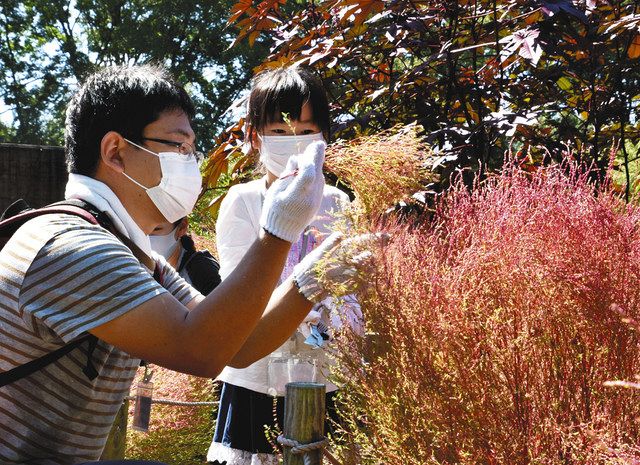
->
<box><xmin>136</xmin><ymin>109</ymin><xmax>197</xmax><ymax>185</ymax></box>
<box><xmin>121</xmin><ymin>109</ymin><xmax>196</xmax><ymax>223</ymax></box>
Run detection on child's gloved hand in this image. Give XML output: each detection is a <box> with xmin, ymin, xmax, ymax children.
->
<box><xmin>292</xmin><ymin>231</ymin><xmax>388</xmax><ymax>303</ymax></box>
<box><xmin>260</xmin><ymin>140</ymin><xmax>326</xmax><ymax>243</ymax></box>
<box><xmin>297</xmin><ymin>308</ymin><xmax>322</xmax><ymax>340</ymax></box>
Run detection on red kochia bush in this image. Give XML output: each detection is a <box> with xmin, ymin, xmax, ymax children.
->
<box><xmin>332</xmin><ymin>158</ymin><xmax>640</xmax><ymax>464</ymax></box>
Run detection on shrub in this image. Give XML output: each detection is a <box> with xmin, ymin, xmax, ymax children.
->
<box><xmin>125</xmin><ymin>366</ymin><xmax>217</xmax><ymax>465</ymax></box>
<box><xmin>330</xmin><ymin>154</ymin><xmax>640</xmax><ymax>464</ymax></box>
<box><xmin>325</xmin><ymin>123</ymin><xmax>438</xmax><ymax>219</ymax></box>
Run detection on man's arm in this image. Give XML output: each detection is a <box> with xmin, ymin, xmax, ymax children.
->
<box><xmin>91</xmin><ymin>230</ymin><xmax>312</xmax><ymax>378</ymax></box>
<box><xmin>227</xmin><ymin>275</ymin><xmax>312</xmax><ymax>368</ymax></box>
<box><xmin>91</xmin><ymin>141</ymin><xmax>327</xmax><ymax>378</ymax></box>
<box><xmin>182</xmin><ymin>276</ymin><xmax>313</xmax><ymax>370</ymax></box>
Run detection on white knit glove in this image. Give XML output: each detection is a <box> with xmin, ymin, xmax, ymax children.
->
<box><xmin>260</xmin><ymin>141</ymin><xmax>326</xmax><ymax>242</ymax></box>
<box><xmin>292</xmin><ymin>231</ymin><xmax>386</xmax><ymax>303</ymax></box>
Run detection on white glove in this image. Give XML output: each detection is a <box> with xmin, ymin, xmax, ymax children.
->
<box><xmin>292</xmin><ymin>231</ymin><xmax>386</xmax><ymax>303</ymax></box>
<box><xmin>260</xmin><ymin>141</ymin><xmax>326</xmax><ymax>242</ymax></box>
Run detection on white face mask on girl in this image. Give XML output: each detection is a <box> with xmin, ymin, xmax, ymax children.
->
<box><xmin>259</xmin><ymin>132</ymin><xmax>325</xmax><ymax>176</ymax></box>
<box><xmin>149</xmin><ymin>226</ymin><xmax>180</xmax><ymax>260</ymax></box>
<box><xmin>123</xmin><ymin>138</ymin><xmax>202</xmax><ymax>223</ymax></box>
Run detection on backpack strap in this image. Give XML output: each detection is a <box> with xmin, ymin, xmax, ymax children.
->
<box><xmin>2</xmin><ymin>199</ymin><xmax>159</xmax><ymax>273</ymax></box>
<box><xmin>0</xmin><ymin>199</ymin><xmax>31</xmax><ymax>221</ymax></box>
<box><xmin>0</xmin><ymin>334</ymin><xmax>95</xmax><ymax>388</ymax></box>
<box><xmin>0</xmin><ymin>199</ymin><xmax>161</xmax><ymax>386</ymax></box>
<box><xmin>0</xmin><ymin>202</ymin><xmax>98</xmax><ymax>249</ymax></box>
<box><xmin>50</xmin><ymin>199</ymin><xmax>157</xmax><ymax>272</ymax></box>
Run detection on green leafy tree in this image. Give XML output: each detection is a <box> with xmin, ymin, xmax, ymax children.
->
<box><xmin>0</xmin><ymin>0</ymin><xmax>268</xmax><ymax>147</ymax></box>
<box><xmin>0</xmin><ymin>1</ymin><xmax>56</xmax><ymax>144</ymax></box>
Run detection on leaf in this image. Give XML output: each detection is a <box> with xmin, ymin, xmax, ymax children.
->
<box><xmin>519</xmin><ymin>40</ymin><xmax>542</xmax><ymax>66</ymax></box>
<box><xmin>228</xmin><ymin>0</ymin><xmax>253</xmax><ymax>24</ymax></box>
<box><xmin>230</xmin><ymin>153</ymin><xmax>251</xmax><ymax>174</ymax></box>
<box><xmin>510</xmin><ymin>28</ymin><xmax>542</xmax><ymax>66</ymax></box>
<box><xmin>248</xmin><ymin>30</ymin><xmax>260</xmax><ymax>46</ymax></box>
<box><xmin>629</xmin><ymin>34</ymin><xmax>640</xmax><ymax>59</ymax></box>
<box><xmin>207</xmin><ymin>193</ymin><xmax>227</xmax><ymax>217</ymax></box>
<box><xmin>208</xmin><ymin>192</ymin><xmax>226</xmax><ymax>208</ymax></box>
<box><xmin>466</xmin><ymin>102</ymin><xmax>480</xmax><ymax>124</ymax></box>
<box><xmin>205</xmin><ymin>155</ymin><xmax>230</xmax><ymax>189</ymax></box>
<box><xmin>557</xmin><ymin>77</ymin><xmax>572</xmax><ymax>91</ymax></box>
<box><xmin>525</xmin><ymin>10</ymin><xmax>543</xmax><ymax>25</ymax></box>
<box><xmin>369</xmin><ymin>62</ymin><xmax>390</xmax><ymax>83</ymax></box>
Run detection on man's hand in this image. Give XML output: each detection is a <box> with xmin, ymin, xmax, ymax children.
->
<box><xmin>260</xmin><ymin>140</ymin><xmax>326</xmax><ymax>242</ymax></box>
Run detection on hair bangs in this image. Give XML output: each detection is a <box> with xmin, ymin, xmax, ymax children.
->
<box><xmin>248</xmin><ymin>66</ymin><xmax>330</xmax><ymax>139</ymax></box>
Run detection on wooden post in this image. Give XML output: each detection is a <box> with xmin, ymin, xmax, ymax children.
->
<box><xmin>282</xmin><ymin>382</ymin><xmax>325</xmax><ymax>465</ymax></box>
<box><xmin>100</xmin><ymin>399</ymin><xmax>129</xmax><ymax>460</ymax></box>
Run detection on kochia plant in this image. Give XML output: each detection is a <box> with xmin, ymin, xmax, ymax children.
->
<box><xmin>330</xmin><ymin>156</ymin><xmax>640</xmax><ymax>464</ymax></box>
<box><xmin>126</xmin><ymin>366</ymin><xmax>216</xmax><ymax>464</ymax></box>
<box><xmin>325</xmin><ymin>124</ymin><xmax>437</xmax><ymax>220</ymax></box>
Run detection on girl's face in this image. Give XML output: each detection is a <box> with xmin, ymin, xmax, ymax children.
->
<box><xmin>252</xmin><ymin>102</ymin><xmax>325</xmax><ymax>185</ymax></box>
<box><xmin>252</xmin><ymin>102</ymin><xmax>322</xmax><ymax>150</ymax></box>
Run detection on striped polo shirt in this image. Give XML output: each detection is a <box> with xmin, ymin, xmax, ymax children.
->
<box><xmin>0</xmin><ymin>213</ymin><xmax>200</xmax><ymax>464</ymax></box>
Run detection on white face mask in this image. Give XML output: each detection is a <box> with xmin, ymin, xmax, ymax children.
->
<box><xmin>149</xmin><ymin>226</ymin><xmax>180</xmax><ymax>260</ymax></box>
<box><xmin>122</xmin><ymin>139</ymin><xmax>202</xmax><ymax>223</ymax></box>
<box><xmin>259</xmin><ymin>132</ymin><xmax>325</xmax><ymax>176</ymax></box>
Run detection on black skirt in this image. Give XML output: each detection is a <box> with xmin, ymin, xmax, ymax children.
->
<box><xmin>208</xmin><ymin>382</ymin><xmax>337</xmax><ymax>463</ymax></box>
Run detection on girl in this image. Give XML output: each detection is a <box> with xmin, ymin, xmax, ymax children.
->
<box><xmin>207</xmin><ymin>66</ymin><xmax>357</xmax><ymax>465</ymax></box>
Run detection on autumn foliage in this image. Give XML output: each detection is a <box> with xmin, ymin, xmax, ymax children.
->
<box><xmin>210</xmin><ymin>0</ymin><xmax>640</xmax><ymax>202</ymax></box>
<box><xmin>125</xmin><ymin>366</ymin><xmax>216</xmax><ymax>464</ymax></box>
<box><xmin>329</xmin><ymin>155</ymin><xmax>640</xmax><ymax>464</ymax></box>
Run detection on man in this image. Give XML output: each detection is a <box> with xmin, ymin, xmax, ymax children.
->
<box><xmin>0</xmin><ymin>65</ymin><xmax>354</xmax><ymax>464</ymax></box>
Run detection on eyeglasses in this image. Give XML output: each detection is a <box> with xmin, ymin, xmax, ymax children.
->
<box><xmin>141</xmin><ymin>137</ymin><xmax>205</xmax><ymax>163</ymax></box>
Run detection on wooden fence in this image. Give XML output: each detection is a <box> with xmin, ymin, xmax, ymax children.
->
<box><xmin>0</xmin><ymin>143</ymin><xmax>67</xmax><ymax>212</ymax></box>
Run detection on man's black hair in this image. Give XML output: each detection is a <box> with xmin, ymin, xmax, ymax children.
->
<box><xmin>65</xmin><ymin>64</ymin><xmax>196</xmax><ymax>176</ymax></box>
<box><xmin>247</xmin><ymin>66</ymin><xmax>330</xmax><ymax>141</ymax></box>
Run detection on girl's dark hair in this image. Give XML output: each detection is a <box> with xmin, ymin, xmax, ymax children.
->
<box><xmin>247</xmin><ymin>66</ymin><xmax>330</xmax><ymax>141</ymax></box>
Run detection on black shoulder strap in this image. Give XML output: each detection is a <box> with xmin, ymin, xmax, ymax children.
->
<box><xmin>0</xmin><ymin>334</ymin><xmax>95</xmax><ymax>388</ymax></box>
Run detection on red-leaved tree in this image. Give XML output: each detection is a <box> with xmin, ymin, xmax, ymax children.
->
<box><xmin>204</xmin><ymin>0</ymin><xmax>640</xmax><ymax>209</ymax></box>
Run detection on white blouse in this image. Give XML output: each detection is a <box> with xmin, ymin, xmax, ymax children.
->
<box><xmin>215</xmin><ymin>177</ymin><xmax>358</xmax><ymax>395</ymax></box>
